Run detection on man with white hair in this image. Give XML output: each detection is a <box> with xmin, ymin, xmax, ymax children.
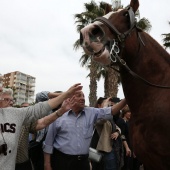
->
<box><xmin>0</xmin><ymin>83</ymin><xmax>82</xmax><ymax>170</ymax></box>
<box><xmin>0</xmin><ymin>88</ymin><xmax>14</xmax><ymax>107</ymax></box>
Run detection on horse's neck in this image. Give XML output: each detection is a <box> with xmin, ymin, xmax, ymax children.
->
<box><xmin>121</xmin><ymin>31</ymin><xmax>170</xmax><ymax>113</ymax></box>
<box><xmin>123</xmin><ymin>31</ymin><xmax>170</xmax><ymax>74</ymax></box>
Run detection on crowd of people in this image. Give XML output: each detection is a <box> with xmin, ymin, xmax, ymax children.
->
<box><xmin>0</xmin><ymin>82</ymin><xmax>144</xmax><ymax>170</ymax></box>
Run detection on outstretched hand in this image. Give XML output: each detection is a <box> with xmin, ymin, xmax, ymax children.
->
<box><xmin>66</xmin><ymin>83</ymin><xmax>83</xmax><ymax>98</ymax></box>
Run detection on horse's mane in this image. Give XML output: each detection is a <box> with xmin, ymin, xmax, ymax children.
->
<box><xmin>142</xmin><ymin>32</ymin><xmax>170</xmax><ymax>64</ymax></box>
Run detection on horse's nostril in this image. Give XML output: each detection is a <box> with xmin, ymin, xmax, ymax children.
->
<box><xmin>85</xmin><ymin>42</ymin><xmax>88</xmax><ymax>46</ymax></box>
<box><xmin>90</xmin><ymin>26</ymin><xmax>105</xmax><ymax>42</ymax></box>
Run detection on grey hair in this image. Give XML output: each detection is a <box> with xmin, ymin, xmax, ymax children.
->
<box><xmin>0</xmin><ymin>88</ymin><xmax>13</xmax><ymax>96</ymax></box>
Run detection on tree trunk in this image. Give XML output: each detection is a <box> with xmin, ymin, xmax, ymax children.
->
<box><xmin>89</xmin><ymin>60</ymin><xmax>98</xmax><ymax>107</ymax></box>
<box><xmin>104</xmin><ymin>66</ymin><xmax>119</xmax><ymax>97</ymax></box>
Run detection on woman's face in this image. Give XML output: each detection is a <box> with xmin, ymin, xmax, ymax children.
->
<box><xmin>125</xmin><ymin>111</ymin><xmax>131</xmax><ymax>120</ymax></box>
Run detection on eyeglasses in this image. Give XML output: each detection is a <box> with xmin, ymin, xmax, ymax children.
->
<box><xmin>0</xmin><ymin>98</ymin><xmax>15</xmax><ymax>102</ymax></box>
<box><xmin>0</xmin><ymin>143</ymin><xmax>7</xmax><ymax>156</ymax></box>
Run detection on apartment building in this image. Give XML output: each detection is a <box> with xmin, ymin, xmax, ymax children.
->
<box><xmin>2</xmin><ymin>71</ymin><xmax>36</xmax><ymax>105</ymax></box>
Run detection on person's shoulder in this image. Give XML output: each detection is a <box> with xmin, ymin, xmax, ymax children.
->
<box><xmin>116</xmin><ymin>117</ymin><xmax>124</xmax><ymax>123</ymax></box>
<box><xmin>35</xmin><ymin>91</ymin><xmax>49</xmax><ymax>103</ymax></box>
<box><xmin>4</xmin><ymin>107</ymin><xmax>23</xmax><ymax>114</ymax></box>
<box><xmin>84</xmin><ymin>106</ymin><xmax>98</xmax><ymax>111</ymax></box>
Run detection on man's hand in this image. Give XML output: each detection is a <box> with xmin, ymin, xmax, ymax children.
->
<box><xmin>65</xmin><ymin>83</ymin><xmax>83</xmax><ymax>98</ymax></box>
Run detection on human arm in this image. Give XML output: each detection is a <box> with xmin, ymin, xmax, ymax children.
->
<box><xmin>117</xmin><ymin>118</ymin><xmax>131</xmax><ymax>156</ymax></box>
<box><xmin>123</xmin><ymin>140</ymin><xmax>131</xmax><ymax>157</ymax></box>
<box><xmin>44</xmin><ymin>152</ymin><xmax>52</xmax><ymax>170</ymax></box>
<box><xmin>48</xmin><ymin>91</ymin><xmax>62</xmax><ymax>99</ymax></box>
<box><xmin>111</xmin><ymin>98</ymin><xmax>126</xmax><ymax>115</ymax></box>
<box><xmin>43</xmin><ymin>121</ymin><xmax>57</xmax><ymax>170</ymax></box>
<box><xmin>23</xmin><ymin>83</ymin><xmax>82</xmax><ymax>125</ymax></box>
<box><xmin>36</xmin><ymin>91</ymin><xmax>62</xmax><ymax>102</ymax></box>
<box><xmin>35</xmin><ymin>99</ymin><xmax>70</xmax><ymax>130</ymax></box>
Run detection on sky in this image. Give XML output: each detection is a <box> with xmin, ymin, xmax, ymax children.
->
<box><xmin>0</xmin><ymin>0</ymin><xmax>169</xmax><ymax>105</ymax></box>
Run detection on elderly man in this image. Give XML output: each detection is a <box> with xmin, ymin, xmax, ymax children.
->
<box><xmin>43</xmin><ymin>91</ymin><xmax>126</xmax><ymax>170</ymax></box>
<box><xmin>0</xmin><ymin>83</ymin><xmax>82</xmax><ymax>170</ymax></box>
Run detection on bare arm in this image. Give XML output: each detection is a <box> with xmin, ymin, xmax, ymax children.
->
<box><xmin>123</xmin><ymin>140</ymin><xmax>131</xmax><ymax>157</ymax></box>
<box><xmin>111</xmin><ymin>98</ymin><xmax>126</xmax><ymax>115</ymax></box>
<box><xmin>35</xmin><ymin>99</ymin><xmax>70</xmax><ymax>130</ymax></box>
<box><xmin>44</xmin><ymin>152</ymin><xmax>52</xmax><ymax>170</ymax></box>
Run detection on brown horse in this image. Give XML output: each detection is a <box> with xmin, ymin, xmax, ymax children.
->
<box><xmin>80</xmin><ymin>0</ymin><xmax>170</xmax><ymax>169</ymax></box>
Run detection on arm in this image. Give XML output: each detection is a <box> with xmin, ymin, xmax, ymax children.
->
<box><xmin>123</xmin><ymin>140</ymin><xmax>131</xmax><ymax>157</ymax></box>
<box><xmin>23</xmin><ymin>83</ymin><xmax>82</xmax><ymax>126</ymax></box>
<box><xmin>111</xmin><ymin>98</ymin><xmax>126</xmax><ymax>115</ymax></box>
<box><xmin>117</xmin><ymin>118</ymin><xmax>131</xmax><ymax>156</ymax></box>
<box><xmin>48</xmin><ymin>92</ymin><xmax>62</xmax><ymax>99</ymax></box>
<box><xmin>44</xmin><ymin>152</ymin><xmax>52</xmax><ymax>170</ymax></box>
<box><xmin>43</xmin><ymin>121</ymin><xmax>57</xmax><ymax>170</ymax></box>
<box><xmin>35</xmin><ymin>99</ymin><xmax>70</xmax><ymax>130</ymax></box>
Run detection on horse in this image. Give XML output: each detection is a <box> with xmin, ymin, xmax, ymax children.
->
<box><xmin>80</xmin><ymin>0</ymin><xmax>170</xmax><ymax>169</ymax></box>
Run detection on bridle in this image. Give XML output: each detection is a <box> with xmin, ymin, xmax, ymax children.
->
<box><xmin>93</xmin><ymin>7</ymin><xmax>170</xmax><ymax>89</ymax></box>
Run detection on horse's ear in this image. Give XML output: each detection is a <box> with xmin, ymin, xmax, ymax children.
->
<box><xmin>104</xmin><ymin>4</ymin><xmax>112</xmax><ymax>14</ymax></box>
<box><xmin>130</xmin><ymin>0</ymin><xmax>139</xmax><ymax>13</ymax></box>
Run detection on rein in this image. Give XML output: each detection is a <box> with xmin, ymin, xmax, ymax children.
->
<box><xmin>94</xmin><ymin>7</ymin><xmax>170</xmax><ymax>89</ymax></box>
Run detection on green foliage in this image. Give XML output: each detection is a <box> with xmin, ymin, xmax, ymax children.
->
<box><xmin>136</xmin><ymin>17</ymin><xmax>152</xmax><ymax>32</ymax></box>
<box><xmin>162</xmin><ymin>22</ymin><xmax>170</xmax><ymax>50</ymax></box>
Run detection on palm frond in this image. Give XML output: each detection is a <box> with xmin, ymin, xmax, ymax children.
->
<box><xmin>137</xmin><ymin>17</ymin><xmax>152</xmax><ymax>33</ymax></box>
<box><xmin>162</xmin><ymin>33</ymin><xmax>170</xmax><ymax>49</ymax></box>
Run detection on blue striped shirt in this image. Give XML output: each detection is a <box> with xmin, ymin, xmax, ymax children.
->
<box><xmin>43</xmin><ymin>106</ymin><xmax>112</xmax><ymax>155</ymax></box>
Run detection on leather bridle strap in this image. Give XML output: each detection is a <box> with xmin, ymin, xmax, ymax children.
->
<box><xmin>120</xmin><ymin>59</ymin><xmax>170</xmax><ymax>89</ymax></box>
<box><xmin>93</xmin><ymin>7</ymin><xmax>136</xmax><ymax>42</ymax></box>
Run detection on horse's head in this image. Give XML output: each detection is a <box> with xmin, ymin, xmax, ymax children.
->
<box><xmin>80</xmin><ymin>0</ymin><xmax>139</xmax><ymax>65</ymax></box>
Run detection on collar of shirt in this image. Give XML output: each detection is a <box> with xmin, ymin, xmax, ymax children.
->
<box><xmin>67</xmin><ymin>109</ymin><xmax>85</xmax><ymax>117</ymax></box>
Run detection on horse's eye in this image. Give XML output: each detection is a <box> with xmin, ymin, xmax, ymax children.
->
<box><xmin>124</xmin><ymin>12</ymin><xmax>129</xmax><ymax>17</ymax></box>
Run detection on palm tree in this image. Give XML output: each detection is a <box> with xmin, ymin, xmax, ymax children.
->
<box><xmin>136</xmin><ymin>17</ymin><xmax>152</xmax><ymax>32</ymax></box>
<box><xmin>162</xmin><ymin>22</ymin><xmax>170</xmax><ymax>50</ymax></box>
<box><xmin>74</xmin><ymin>1</ymin><xmax>113</xmax><ymax>106</ymax></box>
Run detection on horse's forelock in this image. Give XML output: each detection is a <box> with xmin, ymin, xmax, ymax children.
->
<box><xmin>103</xmin><ymin>12</ymin><xmax>114</xmax><ymax>19</ymax></box>
<box><xmin>103</xmin><ymin>8</ymin><xmax>123</xmax><ymax>20</ymax></box>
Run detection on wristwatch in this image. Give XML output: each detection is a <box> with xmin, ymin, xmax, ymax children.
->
<box><xmin>55</xmin><ymin>110</ymin><xmax>63</xmax><ymax>117</ymax></box>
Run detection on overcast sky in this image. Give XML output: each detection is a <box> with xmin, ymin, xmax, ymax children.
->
<box><xmin>0</xmin><ymin>0</ymin><xmax>169</xmax><ymax>105</ymax></box>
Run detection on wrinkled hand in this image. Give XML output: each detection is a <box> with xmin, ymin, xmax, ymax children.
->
<box><xmin>60</xmin><ymin>98</ymin><xmax>71</xmax><ymax>113</ymax></box>
<box><xmin>66</xmin><ymin>83</ymin><xmax>83</xmax><ymax>97</ymax></box>
<box><xmin>68</xmin><ymin>95</ymin><xmax>77</xmax><ymax>108</ymax></box>
<box><xmin>111</xmin><ymin>132</ymin><xmax>119</xmax><ymax>140</ymax></box>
